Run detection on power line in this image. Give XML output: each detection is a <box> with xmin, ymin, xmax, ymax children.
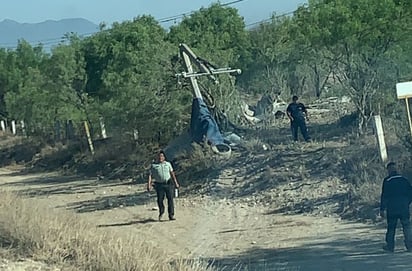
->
<box><xmin>157</xmin><ymin>0</ymin><xmax>246</xmax><ymax>23</ymax></box>
<box><xmin>0</xmin><ymin>0</ymin><xmax>247</xmax><ymax>49</ymax></box>
<box><xmin>246</xmin><ymin>10</ymin><xmax>295</xmax><ymax>28</ymax></box>
<box><xmin>0</xmin><ymin>0</ymin><xmax>252</xmax><ymax>50</ymax></box>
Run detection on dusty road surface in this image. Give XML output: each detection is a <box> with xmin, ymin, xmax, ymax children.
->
<box><xmin>1</xmin><ymin>166</ymin><xmax>412</xmax><ymax>271</ymax></box>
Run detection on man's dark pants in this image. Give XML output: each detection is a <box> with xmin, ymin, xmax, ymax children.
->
<box><xmin>386</xmin><ymin>212</ymin><xmax>412</xmax><ymax>250</ymax></box>
<box><xmin>154</xmin><ymin>182</ymin><xmax>174</xmax><ymax>219</ymax></box>
<box><xmin>291</xmin><ymin>118</ymin><xmax>310</xmax><ymax>141</ymax></box>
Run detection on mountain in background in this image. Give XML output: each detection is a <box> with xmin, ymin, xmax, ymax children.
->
<box><xmin>0</xmin><ymin>18</ymin><xmax>99</xmax><ymax>51</ymax></box>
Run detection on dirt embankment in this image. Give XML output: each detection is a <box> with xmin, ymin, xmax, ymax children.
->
<box><xmin>0</xmin><ymin>148</ymin><xmax>409</xmax><ymax>271</ymax></box>
<box><xmin>0</xmin><ymin>99</ymin><xmax>409</xmax><ymax>270</ymax></box>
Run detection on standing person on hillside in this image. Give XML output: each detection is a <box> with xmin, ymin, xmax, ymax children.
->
<box><xmin>286</xmin><ymin>95</ymin><xmax>311</xmax><ymax>142</ymax></box>
<box><xmin>147</xmin><ymin>150</ymin><xmax>180</xmax><ymax>221</ymax></box>
<box><xmin>380</xmin><ymin>162</ymin><xmax>412</xmax><ymax>252</ymax></box>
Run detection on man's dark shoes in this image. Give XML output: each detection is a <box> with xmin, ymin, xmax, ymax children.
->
<box><xmin>158</xmin><ymin>213</ymin><xmax>163</xmax><ymax>221</ymax></box>
<box><xmin>169</xmin><ymin>216</ymin><xmax>176</xmax><ymax>221</ymax></box>
<box><xmin>382</xmin><ymin>245</ymin><xmax>394</xmax><ymax>253</ymax></box>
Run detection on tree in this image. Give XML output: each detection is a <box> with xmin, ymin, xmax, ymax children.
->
<box><xmin>0</xmin><ymin>48</ymin><xmax>14</xmax><ymax>117</ymax></box>
<box><xmin>241</xmin><ymin>15</ymin><xmax>299</xmax><ymax>96</ymax></box>
<box><xmin>82</xmin><ymin>16</ymin><xmax>188</xmax><ymax>143</ymax></box>
<box><xmin>4</xmin><ymin>41</ymin><xmax>48</xmax><ymax>134</ymax></box>
<box><xmin>168</xmin><ymin>3</ymin><xmax>250</xmax><ymax>67</ymax></box>
<box><xmin>4</xmin><ymin>38</ymin><xmax>89</xmax><ymax>138</ymax></box>
<box><xmin>168</xmin><ymin>4</ymin><xmax>249</xmax><ymax>122</ymax></box>
<box><xmin>293</xmin><ymin>0</ymin><xmax>412</xmax><ymax>132</ymax></box>
<box><xmin>42</xmin><ymin>36</ymin><xmax>90</xmax><ymax>124</ymax></box>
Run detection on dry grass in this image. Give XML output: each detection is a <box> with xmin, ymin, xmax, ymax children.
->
<box><xmin>176</xmin><ymin>143</ymin><xmax>220</xmax><ymax>180</ymax></box>
<box><xmin>0</xmin><ymin>133</ymin><xmax>24</xmax><ymax>148</ymax></box>
<box><xmin>338</xmin><ymin>149</ymin><xmax>385</xmax><ymax>220</ymax></box>
<box><xmin>0</xmin><ymin>191</ymin><xmax>213</xmax><ymax>271</ymax></box>
<box><xmin>343</xmin><ymin>153</ymin><xmax>382</xmax><ymax>206</ymax></box>
<box><xmin>243</xmin><ymin>138</ymin><xmax>267</xmax><ymax>154</ymax></box>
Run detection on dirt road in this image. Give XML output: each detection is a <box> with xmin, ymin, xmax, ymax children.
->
<box><xmin>1</xmin><ymin>166</ymin><xmax>412</xmax><ymax>271</ymax></box>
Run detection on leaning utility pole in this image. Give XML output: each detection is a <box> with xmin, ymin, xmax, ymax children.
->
<box><xmin>176</xmin><ymin>43</ymin><xmax>241</xmax><ymax>155</ymax></box>
<box><xmin>177</xmin><ymin>43</ymin><xmax>241</xmax><ymax>99</ymax></box>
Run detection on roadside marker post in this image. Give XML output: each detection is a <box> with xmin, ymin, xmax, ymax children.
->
<box><xmin>373</xmin><ymin>115</ymin><xmax>388</xmax><ymax>163</ymax></box>
<box><xmin>99</xmin><ymin>117</ymin><xmax>107</xmax><ymax>139</ymax></box>
<box><xmin>11</xmin><ymin>120</ymin><xmax>16</xmax><ymax>135</ymax></box>
<box><xmin>0</xmin><ymin>120</ymin><xmax>5</xmax><ymax>132</ymax></box>
<box><xmin>83</xmin><ymin>121</ymin><xmax>95</xmax><ymax>155</ymax></box>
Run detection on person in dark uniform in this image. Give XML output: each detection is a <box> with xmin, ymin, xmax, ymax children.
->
<box><xmin>286</xmin><ymin>95</ymin><xmax>311</xmax><ymax>142</ymax></box>
<box><xmin>380</xmin><ymin>162</ymin><xmax>412</xmax><ymax>252</ymax></box>
<box><xmin>147</xmin><ymin>150</ymin><xmax>180</xmax><ymax>221</ymax></box>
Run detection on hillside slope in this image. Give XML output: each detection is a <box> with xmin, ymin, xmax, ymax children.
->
<box><xmin>0</xmin><ymin>98</ymin><xmax>408</xmax><ymax>270</ymax></box>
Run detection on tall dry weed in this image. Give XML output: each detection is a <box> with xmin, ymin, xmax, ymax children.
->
<box><xmin>0</xmin><ymin>191</ymin><xmax>213</xmax><ymax>271</ymax></box>
<box><xmin>341</xmin><ymin>156</ymin><xmax>384</xmax><ymax>220</ymax></box>
<box><xmin>175</xmin><ymin>143</ymin><xmax>220</xmax><ymax>181</ymax></box>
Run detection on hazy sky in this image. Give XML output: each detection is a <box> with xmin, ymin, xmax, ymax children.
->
<box><xmin>0</xmin><ymin>0</ymin><xmax>308</xmax><ymax>26</ymax></box>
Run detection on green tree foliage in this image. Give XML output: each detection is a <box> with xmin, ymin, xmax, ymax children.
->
<box><xmin>1</xmin><ymin>41</ymin><xmax>45</xmax><ymax>121</ymax></box>
<box><xmin>82</xmin><ymin>16</ymin><xmax>188</xmax><ymax>142</ymax></box>
<box><xmin>0</xmin><ymin>48</ymin><xmax>15</xmax><ymax>117</ymax></box>
<box><xmin>168</xmin><ymin>4</ymin><xmax>249</xmax><ymax>122</ymax></box>
<box><xmin>168</xmin><ymin>3</ymin><xmax>250</xmax><ymax>67</ymax></box>
<box><xmin>241</xmin><ymin>16</ymin><xmax>299</xmax><ymax>96</ymax></box>
<box><xmin>2</xmin><ymin>1</ymin><xmax>412</xmax><ymax>145</ymax></box>
<box><xmin>293</xmin><ymin>0</ymin><xmax>412</xmax><ymax>132</ymax></box>
<box><xmin>5</xmin><ymin>39</ymin><xmax>87</xmax><ymax>136</ymax></box>
<box><xmin>43</xmin><ymin>37</ymin><xmax>89</xmax><ymax>122</ymax></box>
<box><xmin>240</xmin><ymin>9</ymin><xmax>335</xmax><ymax>99</ymax></box>
<box><xmin>5</xmin><ymin>41</ymin><xmax>48</xmax><ymax>133</ymax></box>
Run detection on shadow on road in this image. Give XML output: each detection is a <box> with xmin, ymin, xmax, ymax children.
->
<box><xmin>97</xmin><ymin>218</ymin><xmax>158</xmax><ymax>227</ymax></box>
<box><xmin>65</xmin><ymin>191</ymin><xmax>153</xmax><ymax>213</ymax></box>
<box><xmin>206</xmin><ymin>232</ymin><xmax>412</xmax><ymax>271</ymax></box>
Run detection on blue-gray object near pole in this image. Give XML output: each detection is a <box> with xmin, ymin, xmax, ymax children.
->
<box><xmin>190</xmin><ymin>97</ymin><xmax>225</xmax><ymax>146</ymax></box>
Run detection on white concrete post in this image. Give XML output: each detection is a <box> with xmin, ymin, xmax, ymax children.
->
<box><xmin>373</xmin><ymin>115</ymin><xmax>388</xmax><ymax>163</ymax></box>
<box><xmin>20</xmin><ymin>120</ymin><xmax>26</xmax><ymax>136</ymax></box>
<box><xmin>0</xmin><ymin>120</ymin><xmax>5</xmax><ymax>132</ymax></box>
<box><xmin>133</xmin><ymin>129</ymin><xmax>139</xmax><ymax>141</ymax></box>
<box><xmin>11</xmin><ymin>120</ymin><xmax>16</xmax><ymax>135</ymax></box>
<box><xmin>99</xmin><ymin>117</ymin><xmax>107</xmax><ymax>139</ymax></box>
<box><xmin>405</xmin><ymin>98</ymin><xmax>412</xmax><ymax>138</ymax></box>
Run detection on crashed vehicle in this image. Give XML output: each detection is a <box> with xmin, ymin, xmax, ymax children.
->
<box><xmin>242</xmin><ymin>94</ymin><xmax>288</xmax><ymax>124</ymax></box>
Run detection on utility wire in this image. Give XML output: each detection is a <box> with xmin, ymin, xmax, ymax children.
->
<box><xmin>4</xmin><ymin>0</ymin><xmax>298</xmax><ymax>50</ymax></box>
<box><xmin>157</xmin><ymin>0</ymin><xmax>246</xmax><ymax>23</ymax></box>
<box><xmin>0</xmin><ymin>0</ymin><xmax>247</xmax><ymax>49</ymax></box>
<box><xmin>246</xmin><ymin>10</ymin><xmax>295</xmax><ymax>28</ymax></box>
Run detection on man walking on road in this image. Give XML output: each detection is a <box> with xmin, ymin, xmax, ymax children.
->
<box><xmin>286</xmin><ymin>95</ymin><xmax>311</xmax><ymax>142</ymax></box>
<box><xmin>380</xmin><ymin>162</ymin><xmax>412</xmax><ymax>252</ymax></box>
<box><xmin>147</xmin><ymin>150</ymin><xmax>180</xmax><ymax>221</ymax></box>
